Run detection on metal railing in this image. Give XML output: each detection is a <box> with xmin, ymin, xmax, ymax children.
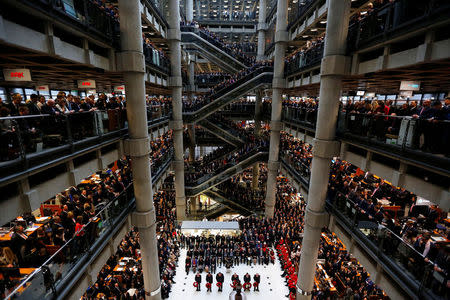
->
<box><xmin>282</xmin><ymin>107</ymin><xmax>450</xmax><ymax>172</ymax></box>
<box><xmin>4</xmin><ymin>155</ymin><xmax>173</xmax><ymax>300</ymax></box>
<box><xmin>327</xmin><ymin>192</ymin><xmax>444</xmax><ymax>300</ymax></box>
<box><xmin>347</xmin><ymin>0</ymin><xmax>450</xmax><ymax>52</ymax></box>
<box><xmin>0</xmin><ymin>106</ymin><xmax>171</xmax><ymax>180</ymax></box>
<box><xmin>16</xmin><ymin>0</ymin><xmax>120</xmax><ymax>46</ymax></box>
<box><xmin>284</xmin><ymin>41</ymin><xmax>324</xmax><ymax>77</ymax></box>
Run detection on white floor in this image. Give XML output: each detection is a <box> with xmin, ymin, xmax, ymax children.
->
<box><xmin>168</xmin><ymin>249</ymin><xmax>289</xmax><ymax>300</ymax></box>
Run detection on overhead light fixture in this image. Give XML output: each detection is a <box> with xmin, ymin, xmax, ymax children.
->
<box><xmin>302</xmin><ymin>35</ymin><xmax>308</xmax><ymax>38</ymax></box>
<box><xmin>360</xmin><ymin>11</ymin><xmax>367</xmax><ymax>15</ymax></box>
<box><xmin>310</xmin><ymin>28</ymin><xmax>317</xmax><ymax>32</ymax></box>
<box><xmin>320</xmin><ymin>20</ymin><xmax>327</xmax><ymax>24</ymax></box>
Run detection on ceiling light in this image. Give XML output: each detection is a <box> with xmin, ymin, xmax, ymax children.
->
<box><xmin>320</xmin><ymin>20</ymin><xmax>327</xmax><ymax>24</ymax></box>
<box><xmin>310</xmin><ymin>28</ymin><xmax>317</xmax><ymax>31</ymax></box>
<box><xmin>302</xmin><ymin>35</ymin><xmax>308</xmax><ymax>38</ymax></box>
<box><xmin>360</xmin><ymin>11</ymin><xmax>367</xmax><ymax>15</ymax></box>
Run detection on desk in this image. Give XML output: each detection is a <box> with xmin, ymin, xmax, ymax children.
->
<box><xmin>0</xmin><ymin>223</ymin><xmax>45</xmax><ymax>242</ymax></box>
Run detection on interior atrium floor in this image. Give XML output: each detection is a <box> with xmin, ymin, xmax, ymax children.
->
<box><xmin>169</xmin><ymin>248</ymin><xmax>289</xmax><ymax>299</ymax></box>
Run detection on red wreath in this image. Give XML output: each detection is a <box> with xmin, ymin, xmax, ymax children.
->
<box><xmin>206</xmin><ymin>283</ymin><xmax>211</xmax><ymax>289</ymax></box>
<box><xmin>243</xmin><ymin>282</ymin><xmax>251</xmax><ymax>290</ymax></box>
<box><xmin>289</xmin><ymin>293</ymin><xmax>296</xmax><ymax>300</ymax></box>
<box><xmin>230</xmin><ymin>281</ymin><xmax>237</xmax><ymax>288</ymax></box>
<box><xmin>193</xmin><ymin>282</ymin><xmax>199</xmax><ymax>288</ymax></box>
<box><xmin>253</xmin><ymin>282</ymin><xmax>259</xmax><ymax>287</ymax></box>
<box><xmin>216</xmin><ymin>282</ymin><xmax>222</xmax><ymax>287</ymax></box>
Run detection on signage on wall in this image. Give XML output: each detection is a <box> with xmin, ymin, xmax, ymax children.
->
<box><xmin>3</xmin><ymin>69</ymin><xmax>32</xmax><ymax>81</ymax></box>
<box><xmin>36</xmin><ymin>85</ymin><xmax>49</xmax><ymax>92</ymax></box>
<box><xmin>114</xmin><ymin>85</ymin><xmax>126</xmax><ymax>93</ymax></box>
<box><xmin>77</xmin><ymin>80</ymin><xmax>96</xmax><ymax>89</ymax></box>
<box><xmin>400</xmin><ymin>81</ymin><xmax>420</xmax><ymax>91</ymax></box>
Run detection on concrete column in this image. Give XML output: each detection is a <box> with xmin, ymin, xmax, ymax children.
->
<box><xmin>168</xmin><ymin>0</ymin><xmax>187</xmax><ymax>221</ymax></box>
<box><xmin>189</xmin><ymin>59</ymin><xmax>195</xmax><ymax>92</ymax></box>
<box><xmin>296</xmin><ymin>1</ymin><xmax>350</xmax><ymax>299</ymax></box>
<box><xmin>199</xmin><ymin>146</ymin><xmax>205</xmax><ymax>158</ymax></box>
<box><xmin>187</xmin><ymin>124</ymin><xmax>196</xmax><ymax>162</ymax></box>
<box><xmin>265</xmin><ymin>0</ymin><xmax>288</xmax><ymax>218</ymax></box>
<box><xmin>118</xmin><ymin>1</ymin><xmax>161</xmax><ymax>299</ymax></box>
<box><xmin>186</xmin><ymin>0</ymin><xmax>193</xmax><ymax>23</ymax></box>
<box><xmin>253</xmin><ymin>91</ymin><xmax>263</xmax><ymax>190</ymax></box>
<box><xmin>66</xmin><ymin>160</ymin><xmax>77</xmax><ymax>186</ymax></box>
<box><xmin>257</xmin><ymin>0</ymin><xmax>267</xmax><ymax>61</ymax></box>
<box><xmin>18</xmin><ymin>179</ymin><xmax>34</xmax><ymax>214</ymax></box>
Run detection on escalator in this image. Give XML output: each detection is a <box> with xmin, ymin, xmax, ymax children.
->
<box><xmin>181</xmin><ymin>29</ymin><xmax>248</xmax><ymax>73</ymax></box>
<box><xmin>188</xmin><ymin>202</ymin><xmax>231</xmax><ymax>220</ymax></box>
<box><xmin>203</xmin><ymin>188</ymin><xmax>254</xmax><ymax>216</ymax></box>
<box><xmin>198</xmin><ymin>118</ymin><xmax>245</xmax><ymax>147</ymax></box>
<box><xmin>183</xmin><ymin>66</ymin><xmax>273</xmax><ymax>123</ymax></box>
<box><xmin>185</xmin><ymin>148</ymin><xmax>268</xmax><ymax>196</ymax></box>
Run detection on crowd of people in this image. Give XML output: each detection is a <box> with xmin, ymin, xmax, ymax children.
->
<box><xmin>181</xmin><ymin>21</ymin><xmax>256</xmax><ymax>66</ymax></box>
<box><xmin>185</xmin><ymin>132</ymin><xmax>269</xmax><ymax>185</ymax></box>
<box><xmin>279</xmin><ymin>131</ymin><xmax>449</xmax><ymax>296</ymax></box>
<box><xmin>182</xmin><ymin>61</ymin><xmax>273</xmax><ymax>112</ymax></box>
<box><xmin>216</xmin><ymin>164</ymin><xmax>267</xmax><ymax>210</ymax></box>
<box><xmin>143</xmin><ymin>36</ymin><xmax>170</xmax><ymax>72</ymax></box>
<box><xmin>0</xmin><ymin>156</ymin><xmax>132</xmax><ymax>298</ymax></box>
<box><xmin>282</xmin><ymin>97</ymin><xmax>450</xmax><ymax>155</ymax></box>
<box><xmin>284</xmin><ymin>37</ymin><xmax>324</xmax><ymax>76</ymax></box>
<box><xmin>0</xmin><ymin>127</ymin><xmax>173</xmax><ymax>298</ymax></box>
<box><xmin>83</xmin><ymin>189</ymin><xmax>181</xmax><ymax>299</ymax></box>
<box><xmin>195</xmin><ymin>72</ymin><xmax>231</xmax><ymax>86</ymax></box>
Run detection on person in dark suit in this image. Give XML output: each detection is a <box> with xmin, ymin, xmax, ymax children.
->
<box><xmin>40</xmin><ymin>99</ymin><xmax>61</xmax><ymax>115</ymax></box>
<box><xmin>7</xmin><ymin>93</ymin><xmax>22</xmax><ymax>116</ymax></box>
<box><xmin>206</xmin><ymin>272</ymin><xmax>213</xmax><ymax>292</ymax></box>
<box><xmin>27</xmin><ymin>94</ymin><xmax>41</xmax><ymax>115</ymax></box>
<box><xmin>10</xmin><ymin>225</ymin><xmax>28</xmax><ymax>265</ymax></box>
<box><xmin>216</xmin><ymin>272</ymin><xmax>224</xmax><ymax>292</ymax></box>
<box><xmin>195</xmin><ymin>272</ymin><xmax>201</xmax><ymax>291</ymax></box>
<box><xmin>253</xmin><ymin>273</ymin><xmax>260</xmax><ymax>291</ymax></box>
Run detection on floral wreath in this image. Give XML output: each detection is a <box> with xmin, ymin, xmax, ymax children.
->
<box><xmin>216</xmin><ymin>282</ymin><xmax>223</xmax><ymax>287</ymax></box>
<box><xmin>193</xmin><ymin>282</ymin><xmax>199</xmax><ymax>288</ymax></box>
<box><xmin>243</xmin><ymin>282</ymin><xmax>252</xmax><ymax>290</ymax></box>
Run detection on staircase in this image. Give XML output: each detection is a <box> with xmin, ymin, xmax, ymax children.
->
<box><xmin>181</xmin><ymin>29</ymin><xmax>248</xmax><ymax>73</ymax></box>
<box><xmin>203</xmin><ymin>188</ymin><xmax>254</xmax><ymax>216</ymax></box>
<box><xmin>183</xmin><ymin>66</ymin><xmax>273</xmax><ymax>123</ymax></box>
<box><xmin>185</xmin><ymin>149</ymin><xmax>268</xmax><ymax>196</ymax></box>
<box><xmin>198</xmin><ymin>118</ymin><xmax>246</xmax><ymax>147</ymax></box>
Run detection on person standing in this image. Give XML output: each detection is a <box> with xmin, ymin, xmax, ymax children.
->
<box><xmin>206</xmin><ymin>272</ymin><xmax>213</xmax><ymax>292</ymax></box>
<box><xmin>216</xmin><ymin>272</ymin><xmax>224</xmax><ymax>292</ymax></box>
<box><xmin>195</xmin><ymin>272</ymin><xmax>202</xmax><ymax>291</ymax></box>
<box><xmin>253</xmin><ymin>273</ymin><xmax>260</xmax><ymax>291</ymax></box>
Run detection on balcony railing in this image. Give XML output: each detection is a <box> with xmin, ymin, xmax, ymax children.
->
<box><xmin>284</xmin><ymin>41</ymin><xmax>324</xmax><ymax>77</ymax></box>
<box><xmin>282</xmin><ymin>107</ymin><xmax>450</xmax><ymax>173</ymax></box>
<box><xmin>4</xmin><ymin>154</ymin><xmax>173</xmax><ymax>300</ymax></box>
<box><xmin>15</xmin><ymin>0</ymin><xmax>120</xmax><ymax>46</ymax></box>
<box><xmin>327</xmin><ymin>192</ymin><xmax>444</xmax><ymax>300</ymax></box>
<box><xmin>347</xmin><ymin>0</ymin><xmax>450</xmax><ymax>52</ymax></box>
<box><xmin>0</xmin><ymin>106</ymin><xmax>171</xmax><ymax>182</ymax></box>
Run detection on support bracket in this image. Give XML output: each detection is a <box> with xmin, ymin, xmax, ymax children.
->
<box><xmin>117</xmin><ymin>51</ymin><xmax>145</xmax><ymax>73</ymax></box>
<box><xmin>131</xmin><ymin>209</ymin><xmax>156</xmax><ymax>229</ymax></box>
<box><xmin>320</xmin><ymin>55</ymin><xmax>349</xmax><ymax>76</ymax></box>
<box><xmin>304</xmin><ymin>207</ymin><xmax>329</xmax><ymax>229</ymax></box>
<box><xmin>267</xmin><ymin>160</ymin><xmax>280</xmax><ymax>172</ymax></box>
<box><xmin>124</xmin><ymin>137</ymin><xmax>151</xmax><ymax>157</ymax></box>
<box><xmin>270</xmin><ymin>120</ymin><xmax>283</xmax><ymax>131</ymax></box>
<box><xmin>312</xmin><ymin>138</ymin><xmax>340</xmax><ymax>158</ymax></box>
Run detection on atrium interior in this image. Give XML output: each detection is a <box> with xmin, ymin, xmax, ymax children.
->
<box><xmin>0</xmin><ymin>0</ymin><xmax>449</xmax><ymax>300</ymax></box>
